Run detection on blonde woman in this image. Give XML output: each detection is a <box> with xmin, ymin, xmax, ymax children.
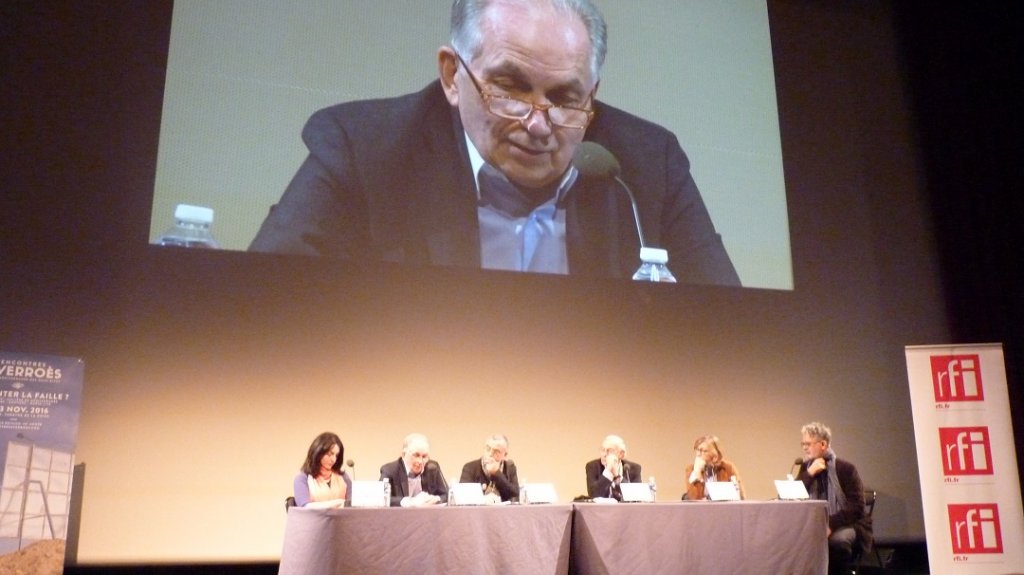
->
<box><xmin>683</xmin><ymin>435</ymin><xmax>745</xmax><ymax>500</ymax></box>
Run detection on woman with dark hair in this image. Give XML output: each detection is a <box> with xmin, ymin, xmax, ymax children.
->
<box><xmin>293</xmin><ymin>432</ymin><xmax>351</xmax><ymax>508</ymax></box>
<box><xmin>683</xmin><ymin>435</ymin><xmax>745</xmax><ymax>500</ymax></box>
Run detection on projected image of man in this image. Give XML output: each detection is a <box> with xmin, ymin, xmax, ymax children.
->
<box><xmin>249</xmin><ymin>0</ymin><xmax>739</xmax><ymax>285</ymax></box>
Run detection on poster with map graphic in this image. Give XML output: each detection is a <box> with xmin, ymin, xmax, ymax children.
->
<box><xmin>0</xmin><ymin>352</ymin><xmax>84</xmax><ymax>575</ymax></box>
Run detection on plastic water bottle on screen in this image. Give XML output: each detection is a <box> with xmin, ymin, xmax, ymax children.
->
<box><xmin>648</xmin><ymin>476</ymin><xmax>657</xmax><ymax>502</ymax></box>
<box><xmin>157</xmin><ymin>204</ymin><xmax>219</xmax><ymax>248</ymax></box>
<box><xmin>382</xmin><ymin>477</ymin><xmax>391</xmax><ymax>507</ymax></box>
<box><xmin>632</xmin><ymin>247</ymin><xmax>676</xmax><ymax>282</ymax></box>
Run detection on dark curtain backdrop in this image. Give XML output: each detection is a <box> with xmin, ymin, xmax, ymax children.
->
<box><xmin>893</xmin><ymin>2</ymin><xmax>1024</xmax><ymax>478</ymax></box>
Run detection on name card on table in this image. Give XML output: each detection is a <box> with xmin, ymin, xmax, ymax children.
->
<box><xmin>351</xmin><ymin>480</ymin><xmax>389</xmax><ymax>507</ymax></box>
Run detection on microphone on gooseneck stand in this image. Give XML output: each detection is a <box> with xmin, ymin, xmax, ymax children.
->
<box><xmin>426</xmin><ymin>460</ymin><xmax>449</xmax><ymax>493</ymax></box>
<box><xmin>573</xmin><ymin>142</ymin><xmax>646</xmax><ymax>249</ymax></box>
<box><xmin>573</xmin><ymin>142</ymin><xmax>676</xmax><ymax>282</ymax></box>
<box><xmin>623</xmin><ymin>462</ymin><xmax>633</xmax><ymax>483</ymax></box>
<box><xmin>346</xmin><ymin>459</ymin><xmax>355</xmax><ymax>480</ymax></box>
<box><xmin>789</xmin><ymin>457</ymin><xmax>803</xmax><ymax>480</ymax></box>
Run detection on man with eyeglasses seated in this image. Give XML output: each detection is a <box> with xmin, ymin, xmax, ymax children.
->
<box><xmin>797</xmin><ymin>422</ymin><xmax>872</xmax><ymax>575</ymax></box>
<box><xmin>585</xmin><ymin>434</ymin><xmax>642</xmax><ymax>500</ymax></box>
<box><xmin>459</xmin><ymin>434</ymin><xmax>520</xmax><ymax>503</ymax></box>
<box><xmin>379</xmin><ymin>433</ymin><xmax>449</xmax><ymax>507</ymax></box>
<box><xmin>250</xmin><ymin>0</ymin><xmax>739</xmax><ymax>285</ymax></box>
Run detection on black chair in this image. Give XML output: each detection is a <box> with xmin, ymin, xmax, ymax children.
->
<box><xmin>851</xmin><ymin>488</ymin><xmax>893</xmax><ymax>574</ymax></box>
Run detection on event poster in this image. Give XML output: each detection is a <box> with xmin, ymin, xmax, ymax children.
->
<box><xmin>0</xmin><ymin>352</ymin><xmax>84</xmax><ymax>574</ymax></box>
<box><xmin>906</xmin><ymin>343</ymin><xmax>1024</xmax><ymax>575</ymax></box>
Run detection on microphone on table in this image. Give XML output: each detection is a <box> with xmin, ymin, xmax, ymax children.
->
<box><xmin>623</xmin><ymin>462</ymin><xmax>633</xmax><ymax>483</ymax></box>
<box><xmin>573</xmin><ymin>141</ymin><xmax>646</xmax><ymax>249</ymax></box>
<box><xmin>789</xmin><ymin>457</ymin><xmax>804</xmax><ymax>480</ymax></box>
<box><xmin>426</xmin><ymin>460</ymin><xmax>449</xmax><ymax>493</ymax></box>
<box><xmin>346</xmin><ymin>459</ymin><xmax>355</xmax><ymax>480</ymax></box>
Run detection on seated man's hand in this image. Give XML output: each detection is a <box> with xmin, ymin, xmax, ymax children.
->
<box><xmin>604</xmin><ymin>453</ymin><xmax>621</xmax><ymax>479</ymax></box>
<box><xmin>401</xmin><ymin>492</ymin><xmax>442</xmax><ymax>507</ymax></box>
<box><xmin>807</xmin><ymin>457</ymin><xmax>827</xmax><ymax>477</ymax></box>
<box><xmin>483</xmin><ymin>457</ymin><xmax>500</xmax><ymax>477</ymax></box>
<box><xmin>416</xmin><ymin>492</ymin><xmax>441</xmax><ymax>506</ymax></box>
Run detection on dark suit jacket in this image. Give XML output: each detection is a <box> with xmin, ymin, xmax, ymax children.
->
<box><xmin>378</xmin><ymin>457</ymin><xmax>449</xmax><ymax>507</ymax></box>
<box><xmin>797</xmin><ymin>457</ymin><xmax>873</xmax><ymax>557</ymax></box>
<box><xmin>249</xmin><ymin>81</ymin><xmax>740</xmax><ymax>285</ymax></box>
<box><xmin>585</xmin><ymin>458</ymin><xmax>643</xmax><ymax>499</ymax></box>
<box><xmin>459</xmin><ymin>458</ymin><xmax>520</xmax><ymax>502</ymax></box>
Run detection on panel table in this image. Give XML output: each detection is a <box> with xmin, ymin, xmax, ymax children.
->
<box><xmin>279</xmin><ymin>504</ymin><xmax>573</xmax><ymax>575</ymax></box>
<box><xmin>570</xmin><ymin>500</ymin><xmax>828</xmax><ymax>574</ymax></box>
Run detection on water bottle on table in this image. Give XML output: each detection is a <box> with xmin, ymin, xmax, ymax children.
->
<box><xmin>157</xmin><ymin>204</ymin><xmax>219</xmax><ymax>249</ymax></box>
<box><xmin>632</xmin><ymin>248</ymin><xmax>676</xmax><ymax>282</ymax></box>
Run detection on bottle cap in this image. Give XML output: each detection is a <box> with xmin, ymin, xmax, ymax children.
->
<box><xmin>174</xmin><ymin>204</ymin><xmax>215</xmax><ymax>224</ymax></box>
<box><xmin>638</xmin><ymin>247</ymin><xmax>669</xmax><ymax>264</ymax></box>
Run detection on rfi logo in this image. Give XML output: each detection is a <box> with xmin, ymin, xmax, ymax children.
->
<box><xmin>931</xmin><ymin>355</ymin><xmax>984</xmax><ymax>402</ymax></box>
<box><xmin>939</xmin><ymin>427</ymin><xmax>993</xmax><ymax>475</ymax></box>
<box><xmin>948</xmin><ymin>504</ymin><xmax>1003</xmax><ymax>554</ymax></box>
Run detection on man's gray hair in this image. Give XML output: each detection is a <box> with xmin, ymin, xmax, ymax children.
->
<box><xmin>450</xmin><ymin>0</ymin><xmax>608</xmax><ymax>79</ymax></box>
<box><xmin>403</xmin><ymin>433</ymin><xmax>430</xmax><ymax>451</ymax></box>
<box><xmin>603</xmin><ymin>434</ymin><xmax>626</xmax><ymax>453</ymax></box>
<box><xmin>486</xmin><ymin>434</ymin><xmax>510</xmax><ymax>448</ymax></box>
<box><xmin>801</xmin><ymin>422</ymin><xmax>832</xmax><ymax>444</ymax></box>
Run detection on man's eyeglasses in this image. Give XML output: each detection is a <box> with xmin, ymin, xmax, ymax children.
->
<box><xmin>455</xmin><ymin>51</ymin><xmax>595</xmax><ymax>130</ymax></box>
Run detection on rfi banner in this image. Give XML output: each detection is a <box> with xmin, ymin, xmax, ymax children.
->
<box><xmin>906</xmin><ymin>343</ymin><xmax>1024</xmax><ymax>574</ymax></box>
<box><xmin>0</xmin><ymin>352</ymin><xmax>84</xmax><ymax>574</ymax></box>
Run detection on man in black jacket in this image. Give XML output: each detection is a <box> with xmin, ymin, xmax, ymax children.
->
<box><xmin>585</xmin><ymin>434</ymin><xmax>642</xmax><ymax>500</ymax></box>
<box><xmin>379</xmin><ymin>433</ymin><xmax>449</xmax><ymax>507</ymax></box>
<box><xmin>459</xmin><ymin>434</ymin><xmax>520</xmax><ymax>503</ymax></box>
<box><xmin>797</xmin><ymin>422</ymin><xmax>873</xmax><ymax>575</ymax></box>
